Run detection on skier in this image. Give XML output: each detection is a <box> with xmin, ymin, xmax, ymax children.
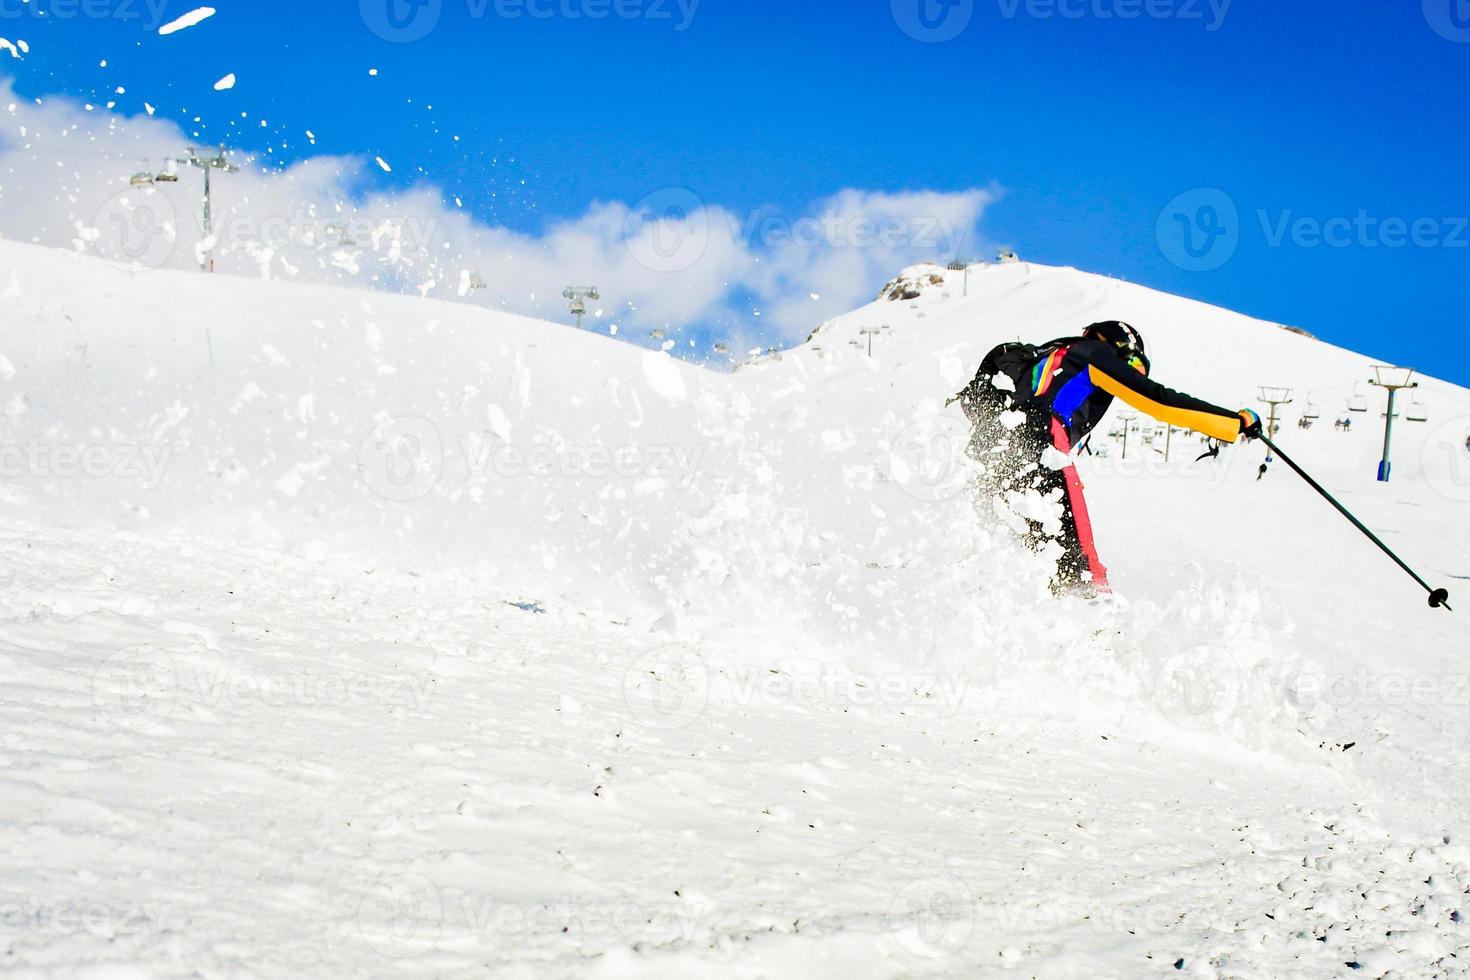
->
<box><xmin>954</xmin><ymin>321</ymin><xmax>1262</xmax><ymax>595</ymax></box>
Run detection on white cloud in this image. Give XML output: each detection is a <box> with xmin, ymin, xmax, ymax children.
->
<box><xmin>0</xmin><ymin>78</ymin><xmax>998</xmax><ymax>351</ymax></box>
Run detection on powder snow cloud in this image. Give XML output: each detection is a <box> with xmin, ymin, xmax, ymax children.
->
<box><xmin>0</xmin><ymin>77</ymin><xmax>997</xmax><ymax>351</ymax></box>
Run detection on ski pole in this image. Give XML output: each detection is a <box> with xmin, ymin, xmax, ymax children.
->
<box><xmin>1259</xmin><ymin>434</ymin><xmax>1451</xmax><ymax>611</ymax></box>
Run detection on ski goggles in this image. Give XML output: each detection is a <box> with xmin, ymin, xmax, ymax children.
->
<box><xmin>1126</xmin><ymin>352</ymin><xmax>1150</xmax><ymax>376</ymax></box>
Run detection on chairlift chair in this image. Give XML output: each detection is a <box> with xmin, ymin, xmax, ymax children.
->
<box><xmin>1348</xmin><ymin>383</ymin><xmax>1368</xmax><ymax>413</ymax></box>
<box><xmin>1407</xmin><ymin>397</ymin><xmax>1429</xmax><ymax>423</ymax></box>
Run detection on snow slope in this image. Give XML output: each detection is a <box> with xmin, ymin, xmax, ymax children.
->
<box><xmin>2</xmin><ymin>239</ymin><xmax>1468</xmax><ymax>977</ymax></box>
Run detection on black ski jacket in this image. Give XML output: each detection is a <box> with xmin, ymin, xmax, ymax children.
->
<box><xmin>1027</xmin><ymin>338</ymin><xmax>1245</xmax><ymax>446</ymax></box>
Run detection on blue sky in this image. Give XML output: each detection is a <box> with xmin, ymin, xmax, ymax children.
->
<box><xmin>3</xmin><ymin>0</ymin><xmax>1468</xmax><ymax>381</ymax></box>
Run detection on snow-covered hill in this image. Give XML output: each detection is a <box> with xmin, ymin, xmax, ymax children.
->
<box><xmin>2</xmin><ymin>238</ymin><xmax>1468</xmax><ymax>977</ymax></box>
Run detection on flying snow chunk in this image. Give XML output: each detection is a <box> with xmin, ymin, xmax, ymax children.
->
<box><xmin>158</xmin><ymin>7</ymin><xmax>216</xmax><ymax>35</ymax></box>
<box><xmin>640</xmin><ymin>352</ymin><xmax>688</xmax><ymax>404</ymax></box>
<box><xmin>214</xmin><ymin>73</ymin><xmax>237</xmax><ymax>91</ymax></box>
<box><xmin>376</xmin><ymin>156</ymin><xmax>392</xmax><ymax>173</ymax></box>
<box><xmin>0</xmin><ymin>38</ymin><xmax>21</xmax><ymax>59</ymax></box>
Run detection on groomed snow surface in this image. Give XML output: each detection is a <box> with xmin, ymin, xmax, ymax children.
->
<box><xmin>1</xmin><ymin>239</ymin><xmax>1468</xmax><ymax>977</ymax></box>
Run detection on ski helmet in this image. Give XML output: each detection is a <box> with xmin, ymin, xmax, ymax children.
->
<box><xmin>1084</xmin><ymin>321</ymin><xmax>1149</xmax><ymax>373</ymax></box>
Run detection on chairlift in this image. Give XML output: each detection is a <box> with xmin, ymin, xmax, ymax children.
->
<box><xmin>1407</xmin><ymin>397</ymin><xmax>1429</xmax><ymax>423</ymax></box>
<box><xmin>713</xmin><ymin>342</ymin><xmax>730</xmax><ymax>355</ymax></box>
<box><xmin>325</xmin><ymin>223</ymin><xmax>357</xmax><ymax>248</ymax></box>
<box><xmin>650</xmin><ymin>329</ymin><xmax>666</xmax><ymax>341</ymax></box>
<box><xmin>1302</xmin><ymin>400</ymin><xmax>1321</xmax><ymax>421</ymax></box>
<box><xmin>1348</xmin><ymin>383</ymin><xmax>1368</xmax><ymax>413</ymax></box>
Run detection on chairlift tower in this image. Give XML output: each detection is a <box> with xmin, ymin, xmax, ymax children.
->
<box><xmin>1257</xmin><ymin>386</ymin><xmax>1294</xmax><ymax>463</ymax></box>
<box><xmin>562</xmin><ymin>286</ymin><xmax>599</xmax><ymax>330</ymax></box>
<box><xmin>947</xmin><ymin>259</ymin><xmax>971</xmax><ymax>298</ymax></box>
<box><xmin>1368</xmin><ymin>366</ymin><xmax>1417</xmax><ymax>482</ymax></box>
<box><xmin>1118</xmin><ymin>411</ymin><xmax>1138</xmax><ymax>459</ymax></box>
<box><xmin>859</xmin><ymin>326</ymin><xmax>882</xmax><ymax>357</ymax></box>
<box><xmin>174</xmin><ymin>146</ymin><xmax>239</xmax><ymax>272</ymax></box>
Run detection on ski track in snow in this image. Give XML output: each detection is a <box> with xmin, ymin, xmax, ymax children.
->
<box><xmin>0</xmin><ymin>242</ymin><xmax>1468</xmax><ymax>976</ymax></box>
<box><xmin>0</xmin><ymin>524</ymin><xmax>1466</xmax><ymax>977</ymax></box>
